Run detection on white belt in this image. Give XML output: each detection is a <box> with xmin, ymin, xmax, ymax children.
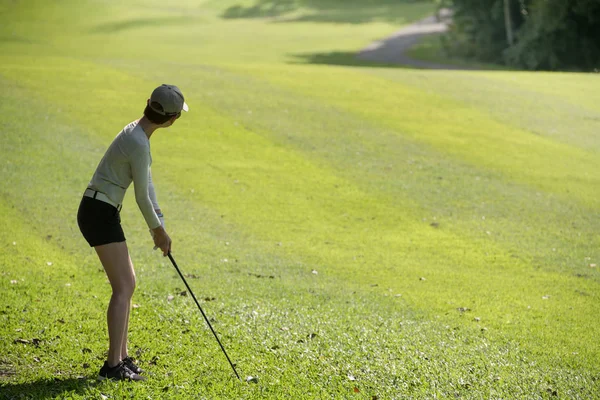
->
<box><xmin>83</xmin><ymin>188</ymin><xmax>122</xmax><ymax>211</ymax></box>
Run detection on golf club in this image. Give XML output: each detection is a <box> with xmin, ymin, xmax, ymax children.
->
<box><xmin>167</xmin><ymin>252</ymin><xmax>241</xmax><ymax>381</ymax></box>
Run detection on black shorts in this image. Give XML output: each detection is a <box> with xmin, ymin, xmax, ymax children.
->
<box><xmin>77</xmin><ymin>196</ymin><xmax>126</xmax><ymax>247</ymax></box>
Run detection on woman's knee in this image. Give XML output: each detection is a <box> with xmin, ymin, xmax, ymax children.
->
<box><xmin>115</xmin><ymin>272</ymin><xmax>136</xmax><ymax>297</ymax></box>
<box><xmin>113</xmin><ymin>278</ymin><xmax>135</xmax><ymax>299</ymax></box>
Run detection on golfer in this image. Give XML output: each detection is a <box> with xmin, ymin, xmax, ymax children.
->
<box><xmin>77</xmin><ymin>84</ymin><xmax>188</xmax><ymax>381</ymax></box>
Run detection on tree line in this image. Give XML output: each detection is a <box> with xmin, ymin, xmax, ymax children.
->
<box><xmin>441</xmin><ymin>0</ymin><xmax>600</xmax><ymax>70</ymax></box>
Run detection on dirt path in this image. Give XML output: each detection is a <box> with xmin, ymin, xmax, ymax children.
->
<box><xmin>357</xmin><ymin>9</ymin><xmax>468</xmax><ymax>70</ymax></box>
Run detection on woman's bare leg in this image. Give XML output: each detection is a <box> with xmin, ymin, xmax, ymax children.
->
<box><xmin>94</xmin><ymin>241</ymin><xmax>135</xmax><ymax>367</ymax></box>
<box><xmin>120</xmin><ymin>255</ymin><xmax>135</xmax><ymax>359</ymax></box>
<box><xmin>120</xmin><ymin>300</ymin><xmax>131</xmax><ymax>360</ymax></box>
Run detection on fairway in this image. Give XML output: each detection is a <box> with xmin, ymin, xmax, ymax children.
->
<box><xmin>1</xmin><ymin>1</ymin><xmax>599</xmax><ymax>399</ymax></box>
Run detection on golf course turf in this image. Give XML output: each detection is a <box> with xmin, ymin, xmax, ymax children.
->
<box><xmin>1</xmin><ymin>0</ymin><xmax>599</xmax><ymax>398</ymax></box>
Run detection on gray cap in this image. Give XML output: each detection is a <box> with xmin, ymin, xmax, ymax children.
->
<box><xmin>149</xmin><ymin>84</ymin><xmax>189</xmax><ymax>115</ymax></box>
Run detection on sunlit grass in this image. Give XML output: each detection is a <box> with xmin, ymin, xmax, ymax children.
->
<box><xmin>1</xmin><ymin>0</ymin><xmax>599</xmax><ymax>398</ymax></box>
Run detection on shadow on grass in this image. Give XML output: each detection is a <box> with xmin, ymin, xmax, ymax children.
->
<box><xmin>0</xmin><ymin>35</ymin><xmax>42</xmax><ymax>44</ymax></box>
<box><xmin>222</xmin><ymin>0</ymin><xmax>432</xmax><ymax>25</ymax></box>
<box><xmin>90</xmin><ymin>15</ymin><xmax>197</xmax><ymax>34</ymax></box>
<box><xmin>289</xmin><ymin>51</ymin><xmax>410</xmax><ymax>69</ymax></box>
<box><xmin>0</xmin><ymin>376</ymin><xmax>97</xmax><ymax>399</ymax></box>
<box><xmin>290</xmin><ymin>47</ymin><xmax>486</xmax><ymax>71</ymax></box>
<box><xmin>223</xmin><ymin>1</ymin><xmax>296</xmax><ymax>19</ymax></box>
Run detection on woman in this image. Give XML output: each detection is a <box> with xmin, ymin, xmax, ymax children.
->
<box><xmin>77</xmin><ymin>84</ymin><xmax>188</xmax><ymax>381</ymax></box>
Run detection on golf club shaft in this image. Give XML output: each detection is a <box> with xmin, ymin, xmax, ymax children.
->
<box><xmin>167</xmin><ymin>252</ymin><xmax>241</xmax><ymax>381</ymax></box>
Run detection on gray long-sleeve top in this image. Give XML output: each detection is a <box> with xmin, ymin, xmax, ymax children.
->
<box><xmin>88</xmin><ymin>120</ymin><xmax>161</xmax><ymax>229</ymax></box>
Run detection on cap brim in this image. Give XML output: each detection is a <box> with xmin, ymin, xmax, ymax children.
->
<box><xmin>182</xmin><ymin>102</ymin><xmax>189</xmax><ymax>112</ymax></box>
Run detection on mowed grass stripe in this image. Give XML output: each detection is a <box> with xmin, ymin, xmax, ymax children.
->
<box><xmin>232</xmin><ymin>64</ymin><xmax>600</xmax><ymax>211</ymax></box>
<box><xmin>487</xmin><ymin>71</ymin><xmax>600</xmax><ymax>114</ymax></box>
<box><xmin>370</xmin><ymin>69</ymin><xmax>600</xmax><ymax>153</ymax></box>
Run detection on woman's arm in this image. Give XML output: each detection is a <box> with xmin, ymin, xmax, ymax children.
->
<box><xmin>148</xmin><ymin>168</ymin><xmax>164</xmax><ymax>226</ymax></box>
<box><xmin>131</xmin><ymin>148</ymin><xmax>161</xmax><ymax>230</ymax></box>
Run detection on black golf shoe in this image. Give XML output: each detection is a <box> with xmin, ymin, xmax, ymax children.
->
<box><xmin>123</xmin><ymin>356</ymin><xmax>143</xmax><ymax>375</ymax></box>
<box><xmin>98</xmin><ymin>361</ymin><xmax>146</xmax><ymax>381</ymax></box>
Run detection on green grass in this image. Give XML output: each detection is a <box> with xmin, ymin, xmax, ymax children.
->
<box><xmin>1</xmin><ymin>0</ymin><xmax>600</xmax><ymax>398</ymax></box>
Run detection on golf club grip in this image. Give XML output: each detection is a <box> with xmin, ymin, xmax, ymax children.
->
<box><xmin>167</xmin><ymin>252</ymin><xmax>241</xmax><ymax>381</ymax></box>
